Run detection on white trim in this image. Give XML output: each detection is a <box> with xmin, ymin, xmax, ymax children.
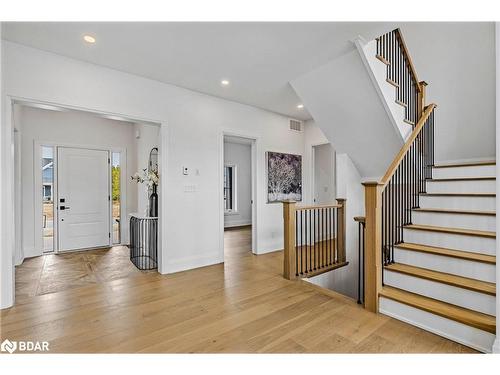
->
<box><xmin>224</xmin><ymin>220</ymin><xmax>252</xmax><ymax>228</ymax></box>
<box><xmin>1</xmin><ymin>97</ymin><xmax>15</xmax><ymax>309</ymax></box>
<box><xmin>220</xmin><ymin>131</ymin><xmax>258</xmax><ymax>255</ymax></box>
<box><xmin>164</xmin><ymin>251</ymin><xmax>223</xmax><ymax>275</ymax></box>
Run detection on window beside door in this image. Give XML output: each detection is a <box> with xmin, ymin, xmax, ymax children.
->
<box><xmin>112</xmin><ymin>152</ymin><xmax>121</xmax><ymax>244</ymax></box>
<box><xmin>41</xmin><ymin>146</ymin><xmax>55</xmax><ymax>253</ymax></box>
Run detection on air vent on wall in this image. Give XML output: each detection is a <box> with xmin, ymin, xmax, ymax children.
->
<box><xmin>289</xmin><ymin>119</ymin><xmax>303</xmax><ymax>132</ymax></box>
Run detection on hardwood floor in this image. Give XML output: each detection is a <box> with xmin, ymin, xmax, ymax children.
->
<box><xmin>0</xmin><ymin>227</ymin><xmax>475</xmax><ymax>353</ymax></box>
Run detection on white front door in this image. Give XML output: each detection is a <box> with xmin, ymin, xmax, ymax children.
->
<box><xmin>57</xmin><ymin>147</ymin><xmax>110</xmax><ymax>251</ymax></box>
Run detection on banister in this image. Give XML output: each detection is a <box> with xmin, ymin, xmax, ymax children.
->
<box><xmin>296</xmin><ymin>203</ymin><xmax>342</xmax><ymax>211</ymax></box>
<box><xmin>380</xmin><ymin>103</ymin><xmax>437</xmax><ymax>187</ymax></box>
<box><xmin>282</xmin><ymin>199</ymin><xmax>347</xmax><ymax>280</ymax></box>
<box><xmin>394</xmin><ymin>28</ymin><xmax>422</xmax><ymax>93</ymax></box>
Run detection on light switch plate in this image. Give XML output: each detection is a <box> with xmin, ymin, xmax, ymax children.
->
<box><xmin>183</xmin><ymin>167</ymin><xmax>189</xmax><ymax>175</ymax></box>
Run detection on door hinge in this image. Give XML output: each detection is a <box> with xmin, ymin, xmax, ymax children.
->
<box><xmin>109</xmin><ymin>232</ymin><xmax>111</xmax><ymax>238</ymax></box>
<box><xmin>108</xmin><ymin>195</ymin><xmax>111</xmax><ymax>201</ymax></box>
<box><xmin>108</xmin><ymin>158</ymin><xmax>110</xmax><ymax>164</ymax></box>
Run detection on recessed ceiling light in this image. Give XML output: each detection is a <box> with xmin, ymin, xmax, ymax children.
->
<box><xmin>297</xmin><ymin>104</ymin><xmax>304</xmax><ymax>109</ymax></box>
<box><xmin>221</xmin><ymin>79</ymin><xmax>230</xmax><ymax>86</ymax></box>
<box><xmin>83</xmin><ymin>35</ymin><xmax>96</xmax><ymax>44</ymax></box>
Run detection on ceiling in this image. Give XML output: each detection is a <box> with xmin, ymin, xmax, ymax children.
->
<box><xmin>2</xmin><ymin>22</ymin><xmax>395</xmax><ymax>120</ymax></box>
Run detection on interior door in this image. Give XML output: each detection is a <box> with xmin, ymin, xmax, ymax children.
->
<box><xmin>57</xmin><ymin>147</ymin><xmax>110</xmax><ymax>251</ymax></box>
<box><xmin>313</xmin><ymin>144</ymin><xmax>335</xmax><ymax>204</ymax></box>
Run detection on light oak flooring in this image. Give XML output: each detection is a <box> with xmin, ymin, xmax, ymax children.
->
<box><xmin>0</xmin><ymin>226</ymin><xmax>475</xmax><ymax>353</ymax></box>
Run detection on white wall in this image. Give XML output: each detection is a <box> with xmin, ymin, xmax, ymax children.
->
<box><xmin>224</xmin><ymin>141</ymin><xmax>252</xmax><ymax>228</ymax></box>
<box><xmin>16</xmin><ymin>105</ymin><xmax>138</xmax><ymax>259</ymax></box>
<box><xmin>0</xmin><ymin>41</ymin><xmax>305</xmax><ymax>308</ymax></box>
<box><xmin>401</xmin><ymin>22</ymin><xmax>496</xmax><ymax>163</ymax></box>
<box><xmin>134</xmin><ymin>123</ymin><xmax>160</xmax><ymax>215</ymax></box>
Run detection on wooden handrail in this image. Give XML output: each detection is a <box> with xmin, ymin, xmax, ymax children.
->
<box><xmin>394</xmin><ymin>28</ymin><xmax>421</xmax><ymax>93</ymax></box>
<box><xmin>296</xmin><ymin>203</ymin><xmax>342</xmax><ymax>211</ymax></box>
<box><xmin>380</xmin><ymin>103</ymin><xmax>437</xmax><ymax>187</ymax></box>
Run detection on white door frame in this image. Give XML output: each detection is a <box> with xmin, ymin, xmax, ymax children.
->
<box><xmin>219</xmin><ymin>131</ymin><xmax>258</xmax><ymax>255</ymax></box>
<box><xmin>311</xmin><ymin>142</ymin><xmax>336</xmax><ymax>205</ymax></box>
<box><xmin>2</xmin><ymin>95</ymin><xmax>167</xmax><ymax>309</ymax></box>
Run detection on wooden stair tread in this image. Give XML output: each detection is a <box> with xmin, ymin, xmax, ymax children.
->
<box><xmin>376</xmin><ymin>55</ymin><xmax>390</xmax><ymax>65</ymax></box>
<box><xmin>403</xmin><ymin>119</ymin><xmax>415</xmax><ymax>125</ymax></box>
<box><xmin>380</xmin><ymin>286</ymin><xmax>496</xmax><ymax>333</ymax></box>
<box><xmin>433</xmin><ymin>161</ymin><xmax>496</xmax><ymax>168</ymax></box>
<box><xmin>428</xmin><ymin>177</ymin><xmax>495</xmax><ymax>182</ymax></box>
<box><xmin>396</xmin><ymin>243</ymin><xmax>496</xmax><ymax>264</ymax></box>
<box><xmin>412</xmin><ymin>208</ymin><xmax>496</xmax><ymax>216</ymax></box>
<box><xmin>420</xmin><ymin>192</ymin><xmax>495</xmax><ymax>197</ymax></box>
<box><xmin>386</xmin><ymin>78</ymin><xmax>399</xmax><ymax>87</ymax></box>
<box><xmin>404</xmin><ymin>224</ymin><xmax>496</xmax><ymax>238</ymax></box>
<box><xmin>302</xmin><ymin>261</ymin><xmax>349</xmax><ymax>278</ymax></box>
<box><xmin>395</xmin><ymin>100</ymin><xmax>407</xmax><ymax>108</ymax></box>
<box><xmin>384</xmin><ymin>263</ymin><xmax>496</xmax><ymax>296</ymax></box>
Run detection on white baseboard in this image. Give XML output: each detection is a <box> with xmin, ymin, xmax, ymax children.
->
<box><xmin>163</xmin><ymin>251</ymin><xmax>223</xmax><ymax>275</ymax></box>
<box><xmin>23</xmin><ymin>246</ymin><xmax>42</xmax><ymax>260</ymax></box>
<box><xmin>224</xmin><ymin>220</ymin><xmax>252</xmax><ymax>228</ymax></box>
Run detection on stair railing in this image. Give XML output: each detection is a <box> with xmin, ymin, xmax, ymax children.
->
<box><xmin>283</xmin><ymin>200</ymin><xmax>347</xmax><ymax>280</ymax></box>
<box><xmin>363</xmin><ymin>104</ymin><xmax>437</xmax><ymax>312</ymax></box>
<box><xmin>376</xmin><ymin>28</ymin><xmax>426</xmax><ymax>126</ymax></box>
<box><xmin>354</xmin><ymin>216</ymin><xmax>366</xmax><ymax>304</ymax></box>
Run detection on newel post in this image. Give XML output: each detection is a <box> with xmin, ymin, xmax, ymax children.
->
<box><xmin>417</xmin><ymin>81</ymin><xmax>428</xmax><ymax>119</ymax></box>
<box><xmin>336</xmin><ymin>198</ymin><xmax>346</xmax><ymax>263</ymax></box>
<box><xmin>283</xmin><ymin>200</ymin><xmax>297</xmax><ymax>280</ymax></box>
<box><xmin>362</xmin><ymin>182</ymin><xmax>383</xmax><ymax>313</ymax></box>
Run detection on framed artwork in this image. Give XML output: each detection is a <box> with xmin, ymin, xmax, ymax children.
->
<box><xmin>266</xmin><ymin>151</ymin><xmax>302</xmax><ymax>203</ymax></box>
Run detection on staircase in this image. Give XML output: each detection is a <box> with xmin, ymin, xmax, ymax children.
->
<box><xmin>380</xmin><ymin>160</ymin><xmax>496</xmax><ymax>353</ymax></box>
<box><xmin>359</xmin><ymin>29</ymin><xmax>496</xmax><ymax>353</ymax></box>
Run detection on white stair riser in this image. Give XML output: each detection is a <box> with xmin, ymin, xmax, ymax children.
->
<box><xmin>379</xmin><ymin>297</ymin><xmax>495</xmax><ymax>353</ymax></box>
<box><xmin>432</xmin><ymin>165</ymin><xmax>496</xmax><ymax>179</ymax></box>
<box><xmin>393</xmin><ymin>247</ymin><xmax>496</xmax><ymax>283</ymax></box>
<box><xmin>384</xmin><ymin>270</ymin><xmax>495</xmax><ymax>316</ymax></box>
<box><xmin>426</xmin><ymin>179</ymin><xmax>495</xmax><ymax>194</ymax></box>
<box><xmin>412</xmin><ymin>211</ymin><xmax>496</xmax><ymax>232</ymax></box>
<box><xmin>419</xmin><ymin>195</ymin><xmax>495</xmax><ymax>211</ymax></box>
<box><xmin>403</xmin><ymin>228</ymin><xmax>495</xmax><ymax>255</ymax></box>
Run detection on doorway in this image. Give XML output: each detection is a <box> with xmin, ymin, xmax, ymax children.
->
<box><xmin>312</xmin><ymin>143</ymin><xmax>336</xmax><ymax>204</ymax></box>
<box><xmin>222</xmin><ymin>135</ymin><xmax>256</xmax><ymax>261</ymax></box>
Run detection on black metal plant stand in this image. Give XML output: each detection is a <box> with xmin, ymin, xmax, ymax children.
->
<box><xmin>129</xmin><ymin>215</ymin><xmax>158</xmax><ymax>270</ymax></box>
